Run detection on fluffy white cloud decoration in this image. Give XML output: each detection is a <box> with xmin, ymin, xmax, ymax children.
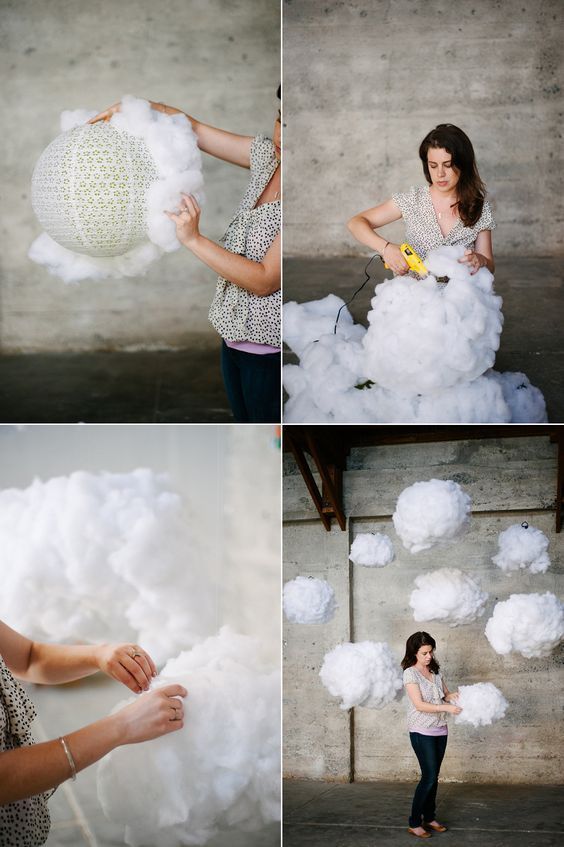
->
<box><xmin>283</xmin><ymin>576</ymin><xmax>337</xmax><ymax>624</ymax></box>
<box><xmin>484</xmin><ymin>592</ymin><xmax>564</xmax><ymax>658</ymax></box>
<box><xmin>0</xmin><ymin>469</ymin><xmax>215</xmax><ymax>664</ymax></box>
<box><xmin>492</xmin><ymin>522</ymin><xmax>550</xmax><ymax>574</ymax></box>
<box><xmin>454</xmin><ymin>682</ymin><xmax>508</xmax><ymax>727</ymax></box>
<box><xmin>282</xmin><ymin>247</ymin><xmax>547</xmax><ymax>424</ymax></box>
<box><xmin>319</xmin><ymin>641</ymin><xmax>402</xmax><ymax>710</ymax></box>
<box><xmin>393</xmin><ymin>479</ymin><xmax>471</xmax><ymax>553</ymax></box>
<box><xmin>363</xmin><ymin>246</ymin><xmax>503</xmax><ymax>394</ymax></box>
<box><xmin>409</xmin><ymin>568</ymin><xmax>488</xmax><ymax>626</ymax></box>
<box><xmin>29</xmin><ymin>95</ymin><xmax>203</xmax><ymax>281</ymax></box>
<box><xmin>97</xmin><ymin>628</ymin><xmax>279</xmax><ymax>847</ymax></box>
<box><xmin>349</xmin><ymin>532</ymin><xmax>394</xmax><ymax>567</ymax></box>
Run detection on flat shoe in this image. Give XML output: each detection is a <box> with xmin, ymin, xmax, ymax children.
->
<box><xmin>425</xmin><ymin>822</ymin><xmax>447</xmax><ymax>832</ymax></box>
<box><xmin>407</xmin><ymin>828</ymin><xmax>432</xmax><ymax>838</ymax></box>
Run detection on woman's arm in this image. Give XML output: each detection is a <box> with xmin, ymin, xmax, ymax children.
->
<box><xmin>0</xmin><ymin>621</ymin><xmax>155</xmax><ymax>693</ymax></box>
<box><xmin>87</xmin><ymin>100</ymin><xmax>253</xmax><ymax>169</ymax></box>
<box><xmin>441</xmin><ymin>679</ymin><xmax>460</xmax><ymax>703</ymax></box>
<box><xmin>459</xmin><ymin>229</ymin><xmax>495</xmax><ymax>274</ymax></box>
<box><xmin>0</xmin><ymin>684</ymin><xmax>186</xmax><ymax>805</ymax></box>
<box><xmin>405</xmin><ymin>683</ymin><xmax>461</xmax><ymax>715</ymax></box>
<box><xmin>347</xmin><ymin>199</ymin><xmax>409</xmax><ymax>275</ymax></box>
<box><xmin>166</xmin><ymin>194</ymin><xmax>280</xmax><ymax>297</ymax></box>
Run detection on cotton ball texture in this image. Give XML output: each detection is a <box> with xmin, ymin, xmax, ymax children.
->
<box><xmin>492</xmin><ymin>523</ymin><xmax>550</xmax><ymax>574</ymax></box>
<box><xmin>350</xmin><ymin>532</ymin><xmax>394</xmax><ymax>567</ymax></box>
<box><xmin>319</xmin><ymin>641</ymin><xmax>402</xmax><ymax>710</ymax></box>
<box><xmin>393</xmin><ymin>479</ymin><xmax>472</xmax><ymax>553</ymax></box>
<box><xmin>484</xmin><ymin>592</ymin><xmax>564</xmax><ymax>658</ymax></box>
<box><xmin>30</xmin><ymin>95</ymin><xmax>203</xmax><ymax>281</ymax></box>
<box><xmin>363</xmin><ymin>246</ymin><xmax>503</xmax><ymax>395</ymax></box>
<box><xmin>283</xmin><ymin>576</ymin><xmax>337</xmax><ymax>624</ymax></box>
<box><xmin>409</xmin><ymin>568</ymin><xmax>488</xmax><ymax>626</ymax></box>
<box><xmin>0</xmin><ymin>469</ymin><xmax>215</xmax><ymax>664</ymax></box>
<box><xmin>454</xmin><ymin>682</ymin><xmax>508</xmax><ymax>727</ymax></box>
<box><xmin>97</xmin><ymin>628</ymin><xmax>280</xmax><ymax>847</ymax></box>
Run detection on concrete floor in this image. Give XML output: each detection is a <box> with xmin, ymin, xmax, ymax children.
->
<box><xmin>25</xmin><ymin>675</ymin><xmax>280</xmax><ymax>846</ymax></box>
<box><xmin>284</xmin><ymin>779</ymin><xmax>564</xmax><ymax>847</ymax></box>
<box><xmin>283</xmin><ymin>256</ymin><xmax>564</xmax><ymax>422</ymax></box>
<box><xmin>0</xmin><ymin>340</ymin><xmax>233</xmax><ymax>423</ymax></box>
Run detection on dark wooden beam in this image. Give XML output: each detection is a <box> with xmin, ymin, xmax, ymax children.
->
<box><xmin>286</xmin><ymin>433</ymin><xmax>331</xmax><ymax>531</ymax></box>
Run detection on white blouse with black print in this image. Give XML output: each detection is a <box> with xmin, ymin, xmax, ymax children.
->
<box><xmin>0</xmin><ymin>653</ymin><xmax>51</xmax><ymax>846</ymax></box>
<box><xmin>403</xmin><ymin>666</ymin><xmax>448</xmax><ymax>732</ymax></box>
<box><xmin>391</xmin><ymin>184</ymin><xmax>496</xmax><ymax>263</ymax></box>
<box><xmin>208</xmin><ymin>134</ymin><xmax>281</xmax><ymax>347</ymax></box>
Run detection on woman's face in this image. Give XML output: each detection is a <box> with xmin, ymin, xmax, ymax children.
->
<box><xmin>273</xmin><ymin>115</ymin><xmax>281</xmax><ymax>161</ymax></box>
<box><xmin>416</xmin><ymin>644</ymin><xmax>434</xmax><ymax>666</ymax></box>
<box><xmin>427</xmin><ymin>147</ymin><xmax>459</xmax><ymax>193</ymax></box>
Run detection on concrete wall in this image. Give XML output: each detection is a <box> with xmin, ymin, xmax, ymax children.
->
<box><xmin>284</xmin><ymin>0</ymin><xmax>564</xmax><ymax>258</ymax></box>
<box><xmin>0</xmin><ymin>0</ymin><xmax>279</xmax><ymax>352</ymax></box>
<box><xmin>283</xmin><ymin>435</ymin><xmax>564</xmax><ymax>784</ymax></box>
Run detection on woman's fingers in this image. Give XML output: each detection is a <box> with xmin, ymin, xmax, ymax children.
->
<box><xmin>131</xmin><ymin>651</ymin><xmax>155</xmax><ymax>685</ymax></box>
<box><xmin>181</xmin><ymin>193</ymin><xmax>200</xmax><ymax>215</ymax></box>
<box><xmin>120</xmin><ymin>654</ymin><xmax>152</xmax><ymax>691</ymax></box>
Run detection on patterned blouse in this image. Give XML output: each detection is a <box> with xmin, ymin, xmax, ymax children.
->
<box><xmin>208</xmin><ymin>134</ymin><xmax>281</xmax><ymax>347</ymax></box>
<box><xmin>391</xmin><ymin>185</ymin><xmax>496</xmax><ymax>263</ymax></box>
<box><xmin>403</xmin><ymin>666</ymin><xmax>448</xmax><ymax>732</ymax></box>
<box><xmin>0</xmin><ymin>653</ymin><xmax>51</xmax><ymax>846</ymax></box>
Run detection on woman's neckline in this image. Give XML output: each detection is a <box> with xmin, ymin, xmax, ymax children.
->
<box><xmin>427</xmin><ymin>184</ymin><xmax>461</xmax><ymax>239</ymax></box>
<box><xmin>414</xmin><ymin>665</ymin><xmax>436</xmax><ymax>681</ymax></box>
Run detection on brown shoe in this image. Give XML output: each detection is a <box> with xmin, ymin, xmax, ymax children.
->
<box><xmin>425</xmin><ymin>822</ymin><xmax>447</xmax><ymax>833</ymax></box>
<box><xmin>407</xmin><ymin>827</ymin><xmax>432</xmax><ymax>838</ymax></box>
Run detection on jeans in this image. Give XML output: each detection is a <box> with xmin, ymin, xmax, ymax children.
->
<box><xmin>409</xmin><ymin>732</ymin><xmax>448</xmax><ymax>828</ymax></box>
<box><xmin>221</xmin><ymin>341</ymin><xmax>281</xmax><ymax>423</ymax></box>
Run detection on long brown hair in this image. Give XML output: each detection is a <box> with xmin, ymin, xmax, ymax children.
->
<box><xmin>419</xmin><ymin>124</ymin><xmax>486</xmax><ymax>227</ymax></box>
<box><xmin>401</xmin><ymin>631</ymin><xmax>440</xmax><ymax>674</ymax></box>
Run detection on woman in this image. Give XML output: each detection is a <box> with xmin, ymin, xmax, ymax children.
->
<box><xmin>347</xmin><ymin>124</ymin><xmax>495</xmax><ymax>277</ymax></box>
<box><xmin>0</xmin><ymin>619</ymin><xmax>186</xmax><ymax>846</ymax></box>
<box><xmin>89</xmin><ymin>90</ymin><xmax>281</xmax><ymax>424</ymax></box>
<box><xmin>401</xmin><ymin>631</ymin><xmax>462</xmax><ymax>839</ymax></box>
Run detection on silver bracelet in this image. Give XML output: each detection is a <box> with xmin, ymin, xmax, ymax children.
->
<box><xmin>60</xmin><ymin>737</ymin><xmax>77</xmax><ymax>782</ymax></box>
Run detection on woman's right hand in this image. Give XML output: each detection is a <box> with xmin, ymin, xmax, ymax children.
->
<box><xmin>382</xmin><ymin>242</ymin><xmax>409</xmax><ymax>275</ymax></box>
<box><xmin>445</xmin><ymin>703</ymin><xmax>463</xmax><ymax>715</ymax></box>
<box><xmin>115</xmin><ymin>684</ymin><xmax>187</xmax><ymax>744</ymax></box>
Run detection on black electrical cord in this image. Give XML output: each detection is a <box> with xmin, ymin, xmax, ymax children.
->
<box><xmin>333</xmin><ymin>253</ymin><xmax>380</xmax><ymax>334</ymax></box>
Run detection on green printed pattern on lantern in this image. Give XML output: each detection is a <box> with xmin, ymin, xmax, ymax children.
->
<box><xmin>31</xmin><ymin>123</ymin><xmax>159</xmax><ymax>257</ymax></box>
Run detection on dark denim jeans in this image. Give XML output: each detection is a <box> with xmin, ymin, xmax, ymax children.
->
<box><xmin>409</xmin><ymin>732</ymin><xmax>448</xmax><ymax>828</ymax></box>
<box><xmin>221</xmin><ymin>341</ymin><xmax>281</xmax><ymax>423</ymax></box>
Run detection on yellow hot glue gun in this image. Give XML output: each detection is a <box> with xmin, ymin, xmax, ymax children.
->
<box><xmin>382</xmin><ymin>243</ymin><xmax>449</xmax><ymax>284</ymax></box>
<box><xmin>383</xmin><ymin>243</ymin><xmax>428</xmax><ymax>276</ymax></box>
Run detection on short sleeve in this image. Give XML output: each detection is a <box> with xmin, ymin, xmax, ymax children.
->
<box><xmin>403</xmin><ymin>667</ymin><xmax>418</xmax><ymax>685</ymax></box>
<box><xmin>477</xmin><ymin>199</ymin><xmax>496</xmax><ymax>232</ymax></box>
<box><xmin>391</xmin><ymin>186</ymin><xmax>417</xmax><ymax>219</ymax></box>
<box><xmin>250</xmin><ymin>134</ymin><xmax>275</xmax><ymax>173</ymax></box>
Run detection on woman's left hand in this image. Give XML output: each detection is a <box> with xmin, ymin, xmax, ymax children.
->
<box><xmin>458</xmin><ymin>249</ymin><xmax>485</xmax><ymax>275</ymax></box>
<box><xmin>165</xmin><ymin>193</ymin><xmax>201</xmax><ymax>248</ymax></box>
<box><xmin>96</xmin><ymin>643</ymin><xmax>157</xmax><ymax>694</ymax></box>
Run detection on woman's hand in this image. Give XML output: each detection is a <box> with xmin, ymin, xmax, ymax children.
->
<box><xmin>115</xmin><ymin>685</ymin><xmax>187</xmax><ymax>744</ymax></box>
<box><xmin>445</xmin><ymin>691</ymin><xmax>460</xmax><ymax>703</ymax></box>
<box><xmin>87</xmin><ymin>102</ymin><xmax>122</xmax><ymax>124</ymax></box>
<box><xmin>96</xmin><ymin>644</ymin><xmax>157</xmax><ymax>694</ymax></box>
<box><xmin>383</xmin><ymin>242</ymin><xmax>409</xmax><ymax>275</ymax></box>
<box><xmin>458</xmin><ymin>249</ymin><xmax>486</xmax><ymax>275</ymax></box>
<box><xmin>445</xmin><ymin>703</ymin><xmax>463</xmax><ymax>715</ymax></box>
<box><xmin>165</xmin><ymin>193</ymin><xmax>201</xmax><ymax>248</ymax></box>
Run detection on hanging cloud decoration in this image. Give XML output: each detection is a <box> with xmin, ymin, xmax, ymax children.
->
<box><xmin>349</xmin><ymin>532</ymin><xmax>394</xmax><ymax>567</ymax></box>
<box><xmin>393</xmin><ymin>478</ymin><xmax>472</xmax><ymax>553</ymax></box>
<box><xmin>409</xmin><ymin>568</ymin><xmax>488</xmax><ymax>626</ymax></box>
<box><xmin>484</xmin><ymin>592</ymin><xmax>564</xmax><ymax>658</ymax></box>
<box><xmin>492</xmin><ymin>522</ymin><xmax>550</xmax><ymax>574</ymax></box>
<box><xmin>283</xmin><ymin>576</ymin><xmax>337</xmax><ymax>624</ymax></box>
<box><xmin>454</xmin><ymin>682</ymin><xmax>508</xmax><ymax>727</ymax></box>
<box><xmin>29</xmin><ymin>95</ymin><xmax>203</xmax><ymax>282</ymax></box>
<box><xmin>319</xmin><ymin>641</ymin><xmax>402</xmax><ymax>710</ymax></box>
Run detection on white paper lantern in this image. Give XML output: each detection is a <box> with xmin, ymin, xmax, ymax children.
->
<box><xmin>32</xmin><ymin>123</ymin><xmax>158</xmax><ymax>257</ymax></box>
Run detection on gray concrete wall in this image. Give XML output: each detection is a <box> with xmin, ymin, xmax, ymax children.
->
<box><xmin>283</xmin><ymin>435</ymin><xmax>564</xmax><ymax>784</ymax></box>
<box><xmin>284</xmin><ymin>0</ymin><xmax>564</xmax><ymax>258</ymax></box>
<box><xmin>0</xmin><ymin>0</ymin><xmax>279</xmax><ymax>352</ymax></box>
